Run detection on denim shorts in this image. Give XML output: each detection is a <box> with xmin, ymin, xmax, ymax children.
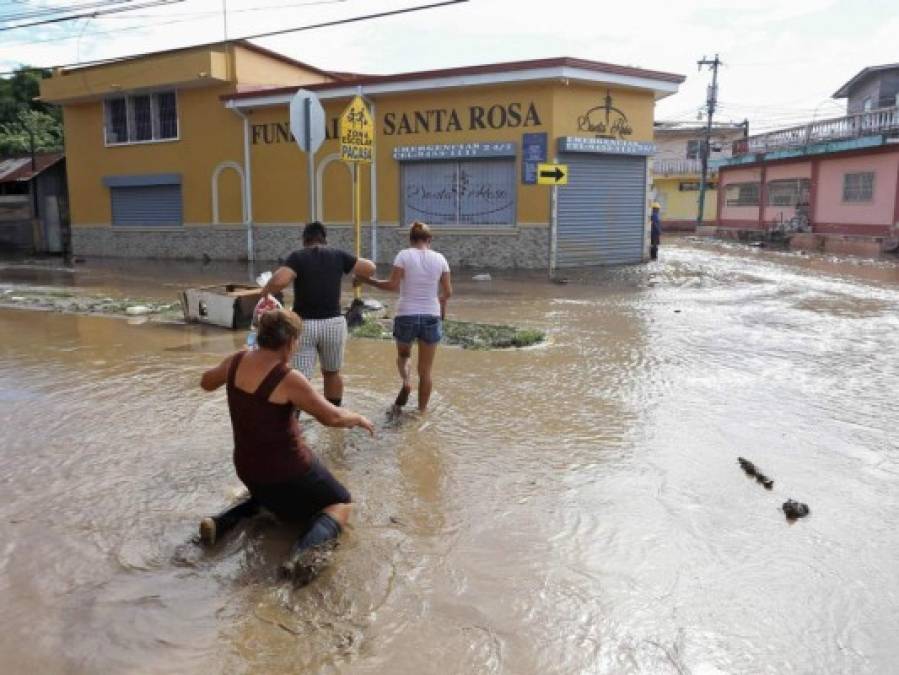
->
<box><xmin>392</xmin><ymin>314</ymin><xmax>443</xmax><ymax>345</ymax></box>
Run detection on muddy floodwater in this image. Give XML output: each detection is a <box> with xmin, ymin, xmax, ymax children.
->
<box><xmin>1</xmin><ymin>239</ymin><xmax>898</xmax><ymax>674</ymax></box>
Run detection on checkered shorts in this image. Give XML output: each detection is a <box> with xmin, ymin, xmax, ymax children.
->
<box><xmin>293</xmin><ymin>316</ymin><xmax>347</xmax><ymax>377</ymax></box>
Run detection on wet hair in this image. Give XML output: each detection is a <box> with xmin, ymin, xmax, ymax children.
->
<box><xmin>256</xmin><ymin>309</ymin><xmax>302</xmax><ymax>350</ymax></box>
<box><xmin>409</xmin><ymin>221</ymin><xmax>432</xmax><ymax>243</ymax></box>
<box><xmin>302</xmin><ymin>221</ymin><xmax>327</xmax><ymax>245</ymax></box>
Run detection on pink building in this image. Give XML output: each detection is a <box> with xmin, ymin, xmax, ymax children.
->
<box><xmin>714</xmin><ymin>65</ymin><xmax>899</xmax><ymax>256</ymax></box>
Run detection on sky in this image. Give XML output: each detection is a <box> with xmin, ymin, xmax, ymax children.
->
<box><xmin>1</xmin><ymin>0</ymin><xmax>897</xmax><ymax>132</ymax></box>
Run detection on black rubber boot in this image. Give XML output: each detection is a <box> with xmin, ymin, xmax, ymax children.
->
<box><xmin>199</xmin><ymin>495</ymin><xmax>260</xmax><ymax>546</ymax></box>
<box><xmin>279</xmin><ymin>512</ymin><xmax>342</xmax><ymax>584</ymax></box>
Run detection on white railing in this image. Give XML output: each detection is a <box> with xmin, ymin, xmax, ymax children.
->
<box><xmin>734</xmin><ymin>106</ymin><xmax>899</xmax><ymax>155</ymax></box>
<box><xmin>652</xmin><ymin>158</ymin><xmax>715</xmax><ymax>176</ymax></box>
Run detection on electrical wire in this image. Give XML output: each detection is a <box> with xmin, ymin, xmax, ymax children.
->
<box><xmin>0</xmin><ymin>0</ymin><xmax>141</xmax><ymax>23</ymax></box>
<box><xmin>64</xmin><ymin>0</ymin><xmax>351</xmax><ymax>23</ymax></box>
<box><xmin>0</xmin><ymin>0</ymin><xmax>184</xmax><ymax>31</ymax></box>
<box><xmin>0</xmin><ymin>0</ymin><xmax>469</xmax><ymax>74</ymax></box>
<box><xmin>0</xmin><ymin>0</ymin><xmax>351</xmax><ymax>47</ymax></box>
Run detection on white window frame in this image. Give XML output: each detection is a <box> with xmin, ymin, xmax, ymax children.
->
<box><xmin>104</xmin><ymin>90</ymin><xmax>180</xmax><ymax>147</ymax></box>
<box><xmin>842</xmin><ymin>172</ymin><xmax>874</xmax><ymax>203</ymax></box>
<box><xmin>686</xmin><ymin>139</ymin><xmax>700</xmax><ymax>160</ymax></box>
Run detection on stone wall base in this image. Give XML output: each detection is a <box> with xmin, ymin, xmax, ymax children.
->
<box><xmin>712</xmin><ymin>226</ymin><xmax>899</xmax><ymax>258</ymax></box>
<box><xmin>71</xmin><ymin>224</ymin><xmax>551</xmax><ymax>269</ymax></box>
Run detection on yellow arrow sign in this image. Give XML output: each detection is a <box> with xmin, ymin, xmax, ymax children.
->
<box><xmin>339</xmin><ymin>95</ymin><xmax>374</xmax><ymax>164</ymax></box>
<box><xmin>537</xmin><ymin>162</ymin><xmax>568</xmax><ymax>185</ymax></box>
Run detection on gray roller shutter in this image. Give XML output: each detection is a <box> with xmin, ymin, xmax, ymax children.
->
<box><xmin>556</xmin><ymin>153</ymin><xmax>646</xmax><ymax>266</ymax></box>
<box><xmin>111</xmin><ymin>184</ymin><xmax>182</xmax><ymax>226</ymax></box>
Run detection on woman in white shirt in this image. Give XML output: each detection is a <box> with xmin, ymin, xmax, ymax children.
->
<box><xmin>358</xmin><ymin>221</ymin><xmax>452</xmax><ymax>412</ymax></box>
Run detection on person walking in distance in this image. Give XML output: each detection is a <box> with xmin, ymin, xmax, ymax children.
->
<box><xmin>357</xmin><ymin>221</ymin><xmax>452</xmax><ymax>412</ymax></box>
<box><xmin>650</xmin><ymin>201</ymin><xmax>662</xmax><ymax>260</ymax></box>
<box><xmin>261</xmin><ymin>221</ymin><xmax>375</xmax><ymax>407</ymax></box>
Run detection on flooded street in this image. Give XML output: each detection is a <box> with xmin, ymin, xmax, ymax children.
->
<box><xmin>1</xmin><ymin>238</ymin><xmax>898</xmax><ymax>674</ymax></box>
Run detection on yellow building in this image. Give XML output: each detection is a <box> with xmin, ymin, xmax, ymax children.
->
<box><xmin>651</xmin><ymin>121</ymin><xmax>746</xmax><ymax>230</ymax></box>
<box><xmin>40</xmin><ymin>41</ymin><xmax>683</xmax><ymax>268</ymax></box>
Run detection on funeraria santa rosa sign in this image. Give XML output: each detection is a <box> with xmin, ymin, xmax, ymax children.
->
<box><xmin>251</xmin><ymin>102</ymin><xmax>543</xmax><ymax>145</ymax></box>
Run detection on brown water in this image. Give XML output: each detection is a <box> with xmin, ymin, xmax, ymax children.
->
<box><xmin>1</xmin><ymin>239</ymin><xmax>898</xmax><ymax>674</ymax></box>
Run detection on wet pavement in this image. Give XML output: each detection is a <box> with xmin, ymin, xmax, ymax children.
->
<box><xmin>1</xmin><ymin>238</ymin><xmax>898</xmax><ymax>673</ymax></box>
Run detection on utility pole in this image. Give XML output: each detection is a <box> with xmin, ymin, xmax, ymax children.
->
<box><xmin>696</xmin><ymin>54</ymin><xmax>721</xmax><ymax>227</ymax></box>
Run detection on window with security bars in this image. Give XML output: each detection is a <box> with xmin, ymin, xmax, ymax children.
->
<box><xmin>725</xmin><ymin>182</ymin><xmax>760</xmax><ymax>207</ymax></box>
<box><xmin>767</xmin><ymin>178</ymin><xmax>810</xmax><ymax>206</ymax></box>
<box><xmin>842</xmin><ymin>172</ymin><xmax>874</xmax><ymax>202</ymax></box>
<box><xmin>402</xmin><ymin>159</ymin><xmax>516</xmax><ymax>226</ymax></box>
<box><xmin>686</xmin><ymin>139</ymin><xmax>701</xmax><ymax>159</ymax></box>
<box><xmin>104</xmin><ymin>91</ymin><xmax>178</xmax><ymax>145</ymax></box>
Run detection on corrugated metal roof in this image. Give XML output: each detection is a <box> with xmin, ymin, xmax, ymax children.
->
<box><xmin>833</xmin><ymin>63</ymin><xmax>899</xmax><ymax>99</ymax></box>
<box><xmin>0</xmin><ymin>153</ymin><xmax>64</xmax><ymax>184</ymax></box>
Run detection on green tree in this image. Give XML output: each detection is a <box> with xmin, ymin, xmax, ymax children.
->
<box><xmin>0</xmin><ymin>66</ymin><xmax>63</xmax><ymax>155</ymax></box>
<box><xmin>0</xmin><ymin>108</ymin><xmax>64</xmax><ymax>155</ymax></box>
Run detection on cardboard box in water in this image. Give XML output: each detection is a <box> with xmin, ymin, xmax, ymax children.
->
<box><xmin>181</xmin><ymin>284</ymin><xmax>261</xmax><ymax>329</ymax></box>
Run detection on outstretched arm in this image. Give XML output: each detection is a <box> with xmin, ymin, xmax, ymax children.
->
<box><xmin>284</xmin><ymin>371</ymin><xmax>374</xmax><ymax>434</ymax></box>
<box><xmin>200</xmin><ymin>354</ymin><xmax>234</xmax><ymax>391</ymax></box>
<box><xmin>357</xmin><ymin>265</ymin><xmax>403</xmax><ymax>292</ymax></box>
<box><xmin>260</xmin><ymin>266</ymin><xmax>296</xmax><ymax>298</ymax></box>
<box><xmin>438</xmin><ymin>271</ymin><xmax>453</xmax><ymax>320</ymax></box>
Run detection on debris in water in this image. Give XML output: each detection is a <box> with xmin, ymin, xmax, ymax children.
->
<box><xmin>125</xmin><ymin>305</ymin><xmax>151</xmax><ymax>316</ymax></box>
<box><xmin>472</xmin><ymin>273</ymin><xmax>492</xmax><ymax>281</ymax></box>
<box><xmin>738</xmin><ymin>456</ymin><xmax>774</xmax><ymax>489</ymax></box>
<box><xmin>782</xmin><ymin>499</ymin><xmax>810</xmax><ymax>520</ymax></box>
<box><xmin>344</xmin><ymin>298</ymin><xmax>365</xmax><ymax>328</ymax></box>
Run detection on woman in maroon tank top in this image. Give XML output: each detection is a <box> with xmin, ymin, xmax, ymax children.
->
<box><xmin>199</xmin><ymin>309</ymin><xmax>373</xmax><ymax>580</ymax></box>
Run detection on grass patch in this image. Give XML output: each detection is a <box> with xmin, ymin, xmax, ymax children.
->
<box><xmin>443</xmin><ymin>320</ymin><xmax>545</xmax><ymax>349</ymax></box>
<box><xmin>350</xmin><ymin>316</ymin><xmax>545</xmax><ymax>349</ymax></box>
<box><xmin>350</xmin><ymin>317</ymin><xmax>392</xmax><ymax>340</ymax></box>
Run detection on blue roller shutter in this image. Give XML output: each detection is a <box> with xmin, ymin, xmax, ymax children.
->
<box><xmin>104</xmin><ymin>173</ymin><xmax>182</xmax><ymax>227</ymax></box>
<box><xmin>110</xmin><ymin>185</ymin><xmax>182</xmax><ymax>226</ymax></box>
<box><xmin>556</xmin><ymin>154</ymin><xmax>646</xmax><ymax>266</ymax></box>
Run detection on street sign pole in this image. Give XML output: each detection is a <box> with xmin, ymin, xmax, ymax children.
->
<box><xmin>354</xmin><ymin>163</ymin><xmax>362</xmax><ymax>299</ymax></box>
<box><xmin>289</xmin><ymin>89</ymin><xmax>326</xmax><ymax>225</ymax></box>
<box><xmin>304</xmin><ymin>97</ymin><xmax>316</xmax><ymax>221</ymax></box>
<box><xmin>537</xmin><ymin>161</ymin><xmax>567</xmax><ymax>279</ymax></box>
<box><xmin>338</xmin><ymin>95</ymin><xmax>374</xmax><ymax>301</ymax></box>
<box><xmin>550</xmin><ymin>182</ymin><xmax>558</xmax><ymax>280</ymax></box>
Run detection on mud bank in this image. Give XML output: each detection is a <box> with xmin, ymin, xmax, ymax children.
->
<box><xmin>0</xmin><ymin>286</ymin><xmax>545</xmax><ymax>349</ymax></box>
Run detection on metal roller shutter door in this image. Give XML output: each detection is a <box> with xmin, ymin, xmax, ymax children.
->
<box><xmin>111</xmin><ymin>184</ymin><xmax>182</xmax><ymax>226</ymax></box>
<box><xmin>556</xmin><ymin>153</ymin><xmax>646</xmax><ymax>266</ymax></box>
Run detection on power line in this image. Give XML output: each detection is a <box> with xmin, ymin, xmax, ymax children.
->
<box><xmin>0</xmin><ymin>0</ymin><xmax>184</xmax><ymax>31</ymax></box>
<box><xmin>73</xmin><ymin>0</ymin><xmax>355</xmax><ymax>23</ymax></box>
<box><xmin>0</xmin><ymin>0</ymin><xmax>140</xmax><ymax>23</ymax></box>
<box><xmin>696</xmin><ymin>53</ymin><xmax>721</xmax><ymax>226</ymax></box>
<box><xmin>0</xmin><ymin>0</ymin><xmax>469</xmax><ymax>74</ymax></box>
